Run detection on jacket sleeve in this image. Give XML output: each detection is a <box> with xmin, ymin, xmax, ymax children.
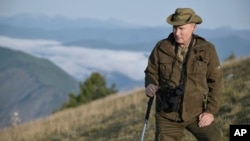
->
<box><xmin>144</xmin><ymin>42</ymin><xmax>160</xmax><ymax>87</ymax></box>
<box><xmin>205</xmin><ymin>44</ymin><xmax>223</xmax><ymax>114</ymax></box>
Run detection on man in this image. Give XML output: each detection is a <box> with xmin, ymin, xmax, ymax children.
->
<box><xmin>144</xmin><ymin>8</ymin><xmax>223</xmax><ymax>141</ymax></box>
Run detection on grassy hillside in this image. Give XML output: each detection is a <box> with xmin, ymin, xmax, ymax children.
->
<box><xmin>0</xmin><ymin>57</ymin><xmax>250</xmax><ymax>141</ymax></box>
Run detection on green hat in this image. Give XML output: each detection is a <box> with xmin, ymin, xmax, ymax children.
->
<box><xmin>166</xmin><ymin>8</ymin><xmax>202</xmax><ymax>25</ymax></box>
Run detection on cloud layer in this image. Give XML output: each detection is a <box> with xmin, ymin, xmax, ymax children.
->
<box><xmin>0</xmin><ymin>36</ymin><xmax>149</xmax><ymax>81</ymax></box>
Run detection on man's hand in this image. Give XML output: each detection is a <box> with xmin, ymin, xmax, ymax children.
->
<box><xmin>145</xmin><ymin>84</ymin><xmax>158</xmax><ymax>97</ymax></box>
<box><xmin>198</xmin><ymin>112</ymin><xmax>214</xmax><ymax>127</ymax></box>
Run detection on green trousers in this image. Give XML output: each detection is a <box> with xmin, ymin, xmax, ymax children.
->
<box><xmin>155</xmin><ymin>113</ymin><xmax>222</xmax><ymax>141</ymax></box>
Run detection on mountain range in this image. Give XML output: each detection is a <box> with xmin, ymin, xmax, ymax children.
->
<box><xmin>0</xmin><ymin>14</ymin><xmax>249</xmax><ymax>57</ymax></box>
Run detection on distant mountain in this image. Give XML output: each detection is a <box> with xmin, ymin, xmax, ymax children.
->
<box><xmin>0</xmin><ymin>23</ymin><xmax>168</xmax><ymax>44</ymax></box>
<box><xmin>63</xmin><ymin>36</ymin><xmax>250</xmax><ymax>61</ymax></box>
<box><xmin>0</xmin><ymin>14</ymin><xmax>139</xmax><ymax>30</ymax></box>
<box><xmin>63</xmin><ymin>39</ymin><xmax>155</xmax><ymax>52</ymax></box>
<box><xmin>1</xmin><ymin>14</ymin><xmax>249</xmax><ymax>44</ymax></box>
<box><xmin>210</xmin><ymin>35</ymin><xmax>250</xmax><ymax>61</ymax></box>
<box><xmin>106</xmin><ymin>72</ymin><xmax>143</xmax><ymax>91</ymax></box>
<box><xmin>0</xmin><ymin>46</ymin><xmax>79</xmax><ymax>128</ymax></box>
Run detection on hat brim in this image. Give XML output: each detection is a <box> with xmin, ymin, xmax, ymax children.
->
<box><xmin>166</xmin><ymin>14</ymin><xmax>202</xmax><ymax>25</ymax></box>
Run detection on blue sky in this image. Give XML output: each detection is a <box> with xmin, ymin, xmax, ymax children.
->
<box><xmin>0</xmin><ymin>0</ymin><xmax>249</xmax><ymax>29</ymax></box>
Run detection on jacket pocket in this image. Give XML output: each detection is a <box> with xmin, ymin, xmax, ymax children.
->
<box><xmin>192</xmin><ymin>60</ymin><xmax>208</xmax><ymax>75</ymax></box>
<box><xmin>159</xmin><ymin>56</ymin><xmax>182</xmax><ymax>84</ymax></box>
<box><xmin>159</xmin><ymin>57</ymin><xmax>173</xmax><ymax>78</ymax></box>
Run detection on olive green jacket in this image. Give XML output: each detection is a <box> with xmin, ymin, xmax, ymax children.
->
<box><xmin>144</xmin><ymin>33</ymin><xmax>223</xmax><ymax>121</ymax></box>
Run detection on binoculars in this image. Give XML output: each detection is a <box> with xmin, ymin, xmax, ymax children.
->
<box><xmin>157</xmin><ymin>85</ymin><xmax>184</xmax><ymax>112</ymax></box>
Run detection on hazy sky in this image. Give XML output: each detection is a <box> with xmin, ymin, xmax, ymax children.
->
<box><xmin>0</xmin><ymin>0</ymin><xmax>249</xmax><ymax>29</ymax></box>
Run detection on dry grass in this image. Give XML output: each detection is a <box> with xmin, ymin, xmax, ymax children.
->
<box><xmin>0</xmin><ymin>89</ymin><xmax>150</xmax><ymax>141</ymax></box>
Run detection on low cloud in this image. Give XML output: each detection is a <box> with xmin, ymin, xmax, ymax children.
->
<box><xmin>0</xmin><ymin>36</ymin><xmax>148</xmax><ymax>81</ymax></box>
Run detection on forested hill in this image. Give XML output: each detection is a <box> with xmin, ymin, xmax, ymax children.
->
<box><xmin>0</xmin><ymin>46</ymin><xmax>79</xmax><ymax>128</ymax></box>
<box><xmin>0</xmin><ymin>56</ymin><xmax>249</xmax><ymax>141</ymax></box>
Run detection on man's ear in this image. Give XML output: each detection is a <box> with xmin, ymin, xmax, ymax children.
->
<box><xmin>193</xmin><ymin>24</ymin><xmax>197</xmax><ymax>32</ymax></box>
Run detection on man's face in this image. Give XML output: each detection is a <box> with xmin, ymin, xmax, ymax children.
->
<box><xmin>173</xmin><ymin>23</ymin><xmax>196</xmax><ymax>45</ymax></box>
